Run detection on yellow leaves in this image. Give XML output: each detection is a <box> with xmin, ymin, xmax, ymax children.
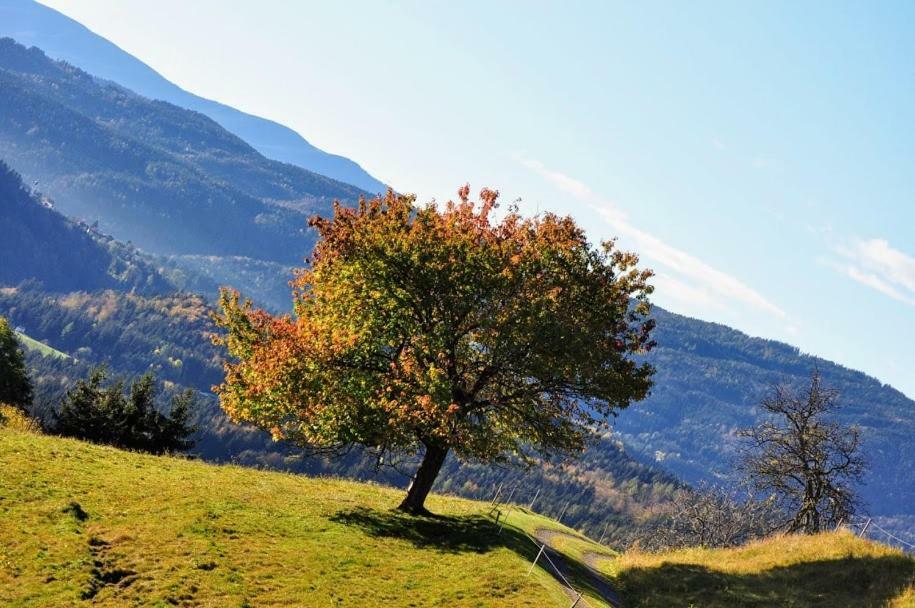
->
<box><xmin>213</xmin><ymin>183</ymin><xmax>656</xmax><ymax>462</ymax></box>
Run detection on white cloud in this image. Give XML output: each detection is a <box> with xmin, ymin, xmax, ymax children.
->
<box><xmin>832</xmin><ymin>239</ymin><xmax>915</xmax><ymax>307</ymax></box>
<box><xmin>519</xmin><ymin>157</ymin><xmax>787</xmax><ymax>320</ymax></box>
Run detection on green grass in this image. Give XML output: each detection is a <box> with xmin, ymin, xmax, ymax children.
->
<box><xmin>15</xmin><ymin>331</ymin><xmax>70</xmax><ymax>360</ymax></box>
<box><xmin>608</xmin><ymin>530</ymin><xmax>915</xmax><ymax>607</ymax></box>
<box><xmin>0</xmin><ymin>427</ymin><xmax>590</xmax><ymax>607</ymax></box>
<box><xmin>3</xmin><ymin>425</ymin><xmax>913</xmax><ymax>607</ymax></box>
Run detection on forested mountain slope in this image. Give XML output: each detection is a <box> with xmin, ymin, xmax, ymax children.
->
<box><xmin>0</xmin><ymin>160</ymin><xmax>172</xmax><ymax>294</ymax></box>
<box><xmin>618</xmin><ymin>308</ymin><xmax>915</xmax><ymax>519</ymax></box>
<box><xmin>0</xmin><ymin>0</ymin><xmax>387</xmax><ymax>193</ymax></box>
<box><xmin>0</xmin><ymin>38</ymin><xmax>365</xmax><ymax>309</ymax></box>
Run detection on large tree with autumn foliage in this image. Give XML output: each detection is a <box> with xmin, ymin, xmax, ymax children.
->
<box><xmin>214</xmin><ymin>187</ymin><xmax>656</xmax><ymax>514</ymax></box>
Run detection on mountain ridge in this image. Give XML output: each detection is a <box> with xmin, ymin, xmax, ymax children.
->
<box><xmin>0</xmin><ymin>0</ymin><xmax>387</xmax><ymax>193</ymax></box>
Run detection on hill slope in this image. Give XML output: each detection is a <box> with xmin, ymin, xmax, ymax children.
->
<box><xmin>604</xmin><ymin>530</ymin><xmax>915</xmax><ymax>607</ymax></box>
<box><xmin>0</xmin><ymin>160</ymin><xmax>173</xmax><ymax>295</ymax></box>
<box><xmin>3</xmin><ymin>427</ymin><xmax>912</xmax><ymax>607</ymax></box>
<box><xmin>0</xmin><ymin>0</ymin><xmax>386</xmax><ymax>193</ymax></box>
<box><xmin>619</xmin><ymin>308</ymin><xmax>915</xmax><ymax>520</ymax></box>
<box><xmin>0</xmin><ymin>427</ymin><xmax>598</xmax><ymax>608</ymax></box>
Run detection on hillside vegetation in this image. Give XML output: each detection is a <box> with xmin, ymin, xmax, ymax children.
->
<box><xmin>0</xmin><ymin>37</ymin><xmax>366</xmax><ymax>309</ymax></box>
<box><xmin>0</xmin><ymin>161</ymin><xmax>172</xmax><ymax>295</ymax></box>
<box><xmin>603</xmin><ymin>531</ymin><xmax>915</xmax><ymax>607</ymax></box>
<box><xmin>0</xmin><ymin>427</ymin><xmax>601</xmax><ymax>608</ymax></box>
<box><xmin>0</xmin><ymin>0</ymin><xmax>387</xmax><ymax>193</ymax></box>
<box><xmin>2</xmin><ymin>426</ymin><xmax>912</xmax><ymax>607</ymax></box>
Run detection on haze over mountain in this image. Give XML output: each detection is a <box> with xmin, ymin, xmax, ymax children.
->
<box><xmin>0</xmin><ymin>160</ymin><xmax>173</xmax><ymax>295</ymax></box>
<box><xmin>0</xmin><ymin>37</ymin><xmax>367</xmax><ymax>309</ymax></box>
<box><xmin>0</xmin><ymin>0</ymin><xmax>386</xmax><ymax>194</ymax></box>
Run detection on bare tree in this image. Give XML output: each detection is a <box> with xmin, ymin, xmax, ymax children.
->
<box><xmin>630</xmin><ymin>483</ymin><xmax>779</xmax><ymax>550</ymax></box>
<box><xmin>739</xmin><ymin>371</ymin><xmax>865</xmax><ymax>534</ymax></box>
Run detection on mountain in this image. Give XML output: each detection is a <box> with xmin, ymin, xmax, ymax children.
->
<box><xmin>0</xmin><ymin>160</ymin><xmax>172</xmax><ymax>295</ymax></box>
<box><xmin>0</xmin><ymin>37</ymin><xmax>366</xmax><ymax>309</ymax></box>
<box><xmin>0</xmin><ymin>0</ymin><xmax>387</xmax><ymax>193</ymax></box>
<box><xmin>617</xmin><ymin>308</ymin><xmax>915</xmax><ymax>520</ymax></box>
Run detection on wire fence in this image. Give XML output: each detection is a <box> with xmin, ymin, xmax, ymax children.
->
<box><xmin>487</xmin><ymin>481</ymin><xmax>622</xmax><ymax>608</ymax></box>
<box><xmin>842</xmin><ymin>514</ymin><xmax>915</xmax><ymax>554</ymax></box>
<box><xmin>489</xmin><ymin>502</ymin><xmax>589</xmax><ymax>607</ymax></box>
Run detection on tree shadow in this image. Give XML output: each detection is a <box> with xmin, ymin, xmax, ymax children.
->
<box><xmin>616</xmin><ymin>554</ymin><xmax>915</xmax><ymax>607</ymax></box>
<box><xmin>330</xmin><ymin>506</ymin><xmax>622</xmax><ymax>604</ymax></box>
<box><xmin>330</xmin><ymin>507</ymin><xmax>530</xmax><ymax>554</ymax></box>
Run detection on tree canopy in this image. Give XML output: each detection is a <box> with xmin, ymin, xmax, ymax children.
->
<box><xmin>215</xmin><ymin>187</ymin><xmax>656</xmax><ymax>513</ymax></box>
<box><xmin>0</xmin><ymin>316</ymin><xmax>32</xmax><ymax>411</ymax></box>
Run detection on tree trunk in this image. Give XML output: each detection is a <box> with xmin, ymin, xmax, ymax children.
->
<box><xmin>397</xmin><ymin>443</ymin><xmax>449</xmax><ymax>515</ymax></box>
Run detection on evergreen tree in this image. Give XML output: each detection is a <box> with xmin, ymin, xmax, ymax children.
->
<box><xmin>0</xmin><ymin>316</ymin><xmax>33</xmax><ymax>411</ymax></box>
<box><xmin>54</xmin><ymin>367</ymin><xmax>197</xmax><ymax>454</ymax></box>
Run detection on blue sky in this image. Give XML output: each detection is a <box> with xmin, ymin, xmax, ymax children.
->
<box><xmin>41</xmin><ymin>1</ymin><xmax>915</xmax><ymax>398</ymax></box>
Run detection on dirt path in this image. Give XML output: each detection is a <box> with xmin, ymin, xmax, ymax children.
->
<box><xmin>533</xmin><ymin>528</ymin><xmax>623</xmax><ymax>608</ymax></box>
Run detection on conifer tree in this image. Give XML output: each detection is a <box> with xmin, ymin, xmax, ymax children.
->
<box><xmin>0</xmin><ymin>316</ymin><xmax>33</xmax><ymax>411</ymax></box>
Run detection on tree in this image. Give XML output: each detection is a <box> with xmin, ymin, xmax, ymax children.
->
<box><xmin>215</xmin><ymin>187</ymin><xmax>656</xmax><ymax>514</ymax></box>
<box><xmin>633</xmin><ymin>482</ymin><xmax>779</xmax><ymax>550</ymax></box>
<box><xmin>739</xmin><ymin>371</ymin><xmax>865</xmax><ymax>534</ymax></box>
<box><xmin>0</xmin><ymin>316</ymin><xmax>33</xmax><ymax>411</ymax></box>
<box><xmin>54</xmin><ymin>367</ymin><xmax>197</xmax><ymax>454</ymax></box>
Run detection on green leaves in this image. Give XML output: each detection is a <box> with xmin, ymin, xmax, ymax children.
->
<box><xmin>215</xmin><ymin>186</ymin><xmax>655</xmax><ymax>473</ymax></box>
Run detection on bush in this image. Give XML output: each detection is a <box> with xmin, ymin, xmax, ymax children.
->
<box><xmin>629</xmin><ymin>483</ymin><xmax>781</xmax><ymax>550</ymax></box>
<box><xmin>53</xmin><ymin>367</ymin><xmax>196</xmax><ymax>454</ymax></box>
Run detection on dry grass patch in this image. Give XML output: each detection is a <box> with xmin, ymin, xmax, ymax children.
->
<box><xmin>610</xmin><ymin>530</ymin><xmax>915</xmax><ymax>607</ymax></box>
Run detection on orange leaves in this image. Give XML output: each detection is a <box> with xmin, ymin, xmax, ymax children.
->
<box><xmin>213</xmin><ymin>183</ymin><xmax>656</xmax><ymax>464</ymax></box>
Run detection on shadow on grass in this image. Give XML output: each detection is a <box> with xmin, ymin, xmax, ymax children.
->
<box><xmin>330</xmin><ymin>507</ymin><xmax>529</xmax><ymax>554</ymax></box>
<box><xmin>331</xmin><ymin>506</ymin><xmax>621</xmax><ymax>604</ymax></box>
<box><xmin>616</xmin><ymin>554</ymin><xmax>915</xmax><ymax>608</ymax></box>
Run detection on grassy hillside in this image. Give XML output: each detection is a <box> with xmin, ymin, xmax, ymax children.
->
<box><xmin>599</xmin><ymin>531</ymin><xmax>915</xmax><ymax>607</ymax></box>
<box><xmin>2</xmin><ymin>427</ymin><xmax>913</xmax><ymax>607</ymax></box>
<box><xmin>14</xmin><ymin>330</ymin><xmax>70</xmax><ymax>361</ymax></box>
<box><xmin>0</xmin><ymin>427</ymin><xmax>611</xmax><ymax>607</ymax></box>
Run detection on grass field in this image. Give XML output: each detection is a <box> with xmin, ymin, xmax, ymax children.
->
<box><xmin>605</xmin><ymin>530</ymin><xmax>915</xmax><ymax>607</ymax></box>
<box><xmin>0</xmin><ymin>426</ymin><xmax>596</xmax><ymax>607</ymax></box>
<box><xmin>2</xmin><ymin>423</ymin><xmax>913</xmax><ymax>607</ymax></box>
<box><xmin>15</xmin><ymin>330</ymin><xmax>70</xmax><ymax>360</ymax></box>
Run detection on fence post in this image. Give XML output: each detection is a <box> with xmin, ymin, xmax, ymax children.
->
<box><xmin>527</xmin><ymin>544</ymin><xmax>546</xmax><ymax>575</ymax></box>
<box><xmin>490</xmin><ymin>482</ymin><xmax>504</xmax><ymax>506</ymax></box>
<box><xmin>860</xmin><ymin>518</ymin><xmax>872</xmax><ymax>537</ymax></box>
<box><xmin>498</xmin><ymin>504</ymin><xmax>515</xmax><ymax>535</ymax></box>
<box><xmin>558</xmin><ymin>501</ymin><xmax>570</xmax><ymax>524</ymax></box>
<box><xmin>504</xmin><ymin>485</ymin><xmax>517</xmax><ymax>506</ymax></box>
<box><xmin>528</xmin><ymin>488</ymin><xmax>541</xmax><ymax>511</ymax></box>
<box><xmin>598</xmin><ymin>520</ymin><xmax>610</xmax><ymax>545</ymax></box>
